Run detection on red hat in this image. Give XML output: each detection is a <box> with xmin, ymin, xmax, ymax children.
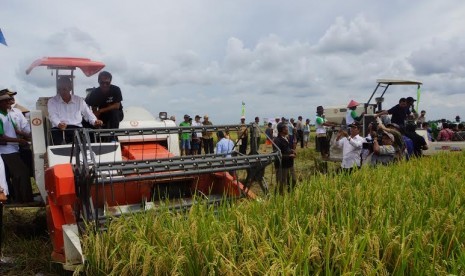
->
<box><xmin>347</xmin><ymin>100</ymin><xmax>359</xmax><ymax>108</ymax></box>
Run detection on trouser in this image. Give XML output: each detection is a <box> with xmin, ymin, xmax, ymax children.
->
<box><xmin>101</xmin><ymin>109</ymin><xmax>124</xmax><ymax>129</ymax></box>
<box><xmin>250</xmin><ymin>137</ymin><xmax>260</xmax><ymax>153</ymax></box>
<box><xmin>297</xmin><ymin>130</ymin><xmax>304</xmax><ymax>148</ymax></box>
<box><xmin>239</xmin><ymin>137</ymin><xmax>248</xmax><ymax>155</ymax></box>
<box><xmin>275</xmin><ymin>166</ymin><xmax>296</xmax><ymax>194</ymax></box>
<box><xmin>51</xmin><ymin>125</ymin><xmax>81</xmax><ymax>145</ymax></box>
<box><xmin>197</xmin><ymin>139</ymin><xmax>203</xmax><ymax>154</ymax></box>
<box><xmin>317</xmin><ymin>135</ymin><xmax>329</xmax><ymax>156</ymax></box>
<box><xmin>1</xmin><ymin>153</ymin><xmax>33</xmax><ymax>203</ymax></box>
<box><xmin>191</xmin><ymin>138</ymin><xmax>201</xmax><ymax>155</ymax></box>
<box><xmin>203</xmin><ymin>138</ymin><xmax>214</xmax><ymax>154</ymax></box>
<box><xmin>20</xmin><ymin>146</ymin><xmax>34</xmax><ymax>178</ymax></box>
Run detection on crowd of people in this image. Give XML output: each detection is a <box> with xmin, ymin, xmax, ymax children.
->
<box><xmin>322</xmin><ymin>97</ymin><xmax>434</xmax><ymax>173</ymax></box>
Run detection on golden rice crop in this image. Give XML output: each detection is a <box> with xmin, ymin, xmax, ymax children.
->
<box><xmin>81</xmin><ymin>152</ymin><xmax>465</xmax><ymax>275</ymax></box>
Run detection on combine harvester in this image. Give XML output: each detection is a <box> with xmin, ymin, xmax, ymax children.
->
<box><xmin>21</xmin><ymin>57</ymin><xmax>279</xmax><ymax>270</ymax></box>
<box><xmin>327</xmin><ymin>79</ymin><xmax>465</xmax><ymax>160</ymax></box>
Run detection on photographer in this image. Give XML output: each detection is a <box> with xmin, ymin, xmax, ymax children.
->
<box><xmin>374</xmin><ymin>115</ymin><xmax>406</xmax><ymax>161</ymax></box>
<box><xmin>334</xmin><ymin>122</ymin><xmax>365</xmax><ymax>173</ymax></box>
<box><xmin>371</xmin><ymin>131</ymin><xmax>396</xmax><ymax>166</ymax></box>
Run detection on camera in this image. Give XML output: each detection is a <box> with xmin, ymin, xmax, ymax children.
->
<box><xmin>362</xmin><ymin>140</ymin><xmax>374</xmax><ymax>151</ymax></box>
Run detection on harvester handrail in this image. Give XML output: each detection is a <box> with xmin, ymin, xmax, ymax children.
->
<box><xmin>84</xmin><ymin>124</ymin><xmax>252</xmax><ymax>138</ymax></box>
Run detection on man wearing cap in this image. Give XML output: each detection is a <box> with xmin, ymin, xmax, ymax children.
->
<box><xmin>202</xmin><ymin>115</ymin><xmax>214</xmax><ymax>154</ymax></box>
<box><xmin>346</xmin><ymin>100</ymin><xmax>364</xmax><ymax>126</ymax></box>
<box><xmin>5</xmin><ymin>90</ymin><xmax>31</xmax><ymax>136</ymax></box>
<box><xmin>375</xmin><ymin>117</ymin><xmax>406</xmax><ymax>161</ymax></box>
<box><xmin>0</xmin><ymin>90</ymin><xmax>33</xmax><ymax>203</ymax></box>
<box><xmin>371</xmin><ymin>130</ymin><xmax>396</xmax><ymax>165</ymax></box>
<box><xmin>85</xmin><ymin>71</ymin><xmax>124</xmax><ymax>129</ymax></box>
<box><xmin>238</xmin><ymin>116</ymin><xmax>248</xmax><ymax>155</ymax></box>
<box><xmin>6</xmin><ymin>89</ymin><xmax>34</xmax><ymax>178</ymax></box>
<box><xmin>406</xmin><ymin>97</ymin><xmax>418</xmax><ymax>120</ymax></box>
<box><xmin>334</xmin><ymin>122</ymin><xmax>365</xmax><ymax>172</ymax></box>
<box><xmin>191</xmin><ymin>115</ymin><xmax>203</xmax><ymax>155</ymax></box>
<box><xmin>48</xmin><ymin>77</ymin><xmax>103</xmax><ymax>145</ymax></box>
<box><xmin>179</xmin><ymin>115</ymin><xmax>191</xmax><ymax>156</ymax></box>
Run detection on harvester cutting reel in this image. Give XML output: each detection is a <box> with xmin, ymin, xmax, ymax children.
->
<box><xmin>68</xmin><ymin>124</ymin><xmax>280</xmax><ymax>227</ymax></box>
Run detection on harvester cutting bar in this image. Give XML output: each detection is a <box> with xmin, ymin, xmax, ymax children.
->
<box><xmin>86</xmin><ymin>124</ymin><xmax>249</xmax><ymax>138</ymax></box>
<box><xmin>94</xmin><ymin>153</ymin><xmax>278</xmax><ymax>184</ymax></box>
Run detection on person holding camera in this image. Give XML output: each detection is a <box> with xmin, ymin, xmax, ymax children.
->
<box><xmin>371</xmin><ymin>131</ymin><xmax>396</xmax><ymax>165</ymax></box>
<box><xmin>334</xmin><ymin>122</ymin><xmax>365</xmax><ymax>173</ymax></box>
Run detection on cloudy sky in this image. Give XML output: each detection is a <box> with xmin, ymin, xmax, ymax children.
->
<box><xmin>1</xmin><ymin>0</ymin><xmax>465</xmax><ymax>123</ymax></box>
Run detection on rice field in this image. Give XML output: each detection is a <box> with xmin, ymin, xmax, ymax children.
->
<box><xmin>80</xmin><ymin>152</ymin><xmax>465</xmax><ymax>275</ymax></box>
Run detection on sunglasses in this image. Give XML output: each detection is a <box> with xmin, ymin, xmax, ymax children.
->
<box><xmin>99</xmin><ymin>81</ymin><xmax>111</xmax><ymax>86</ymax></box>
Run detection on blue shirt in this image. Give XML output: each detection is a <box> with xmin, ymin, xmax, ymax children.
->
<box><xmin>216</xmin><ymin>138</ymin><xmax>235</xmax><ymax>157</ymax></box>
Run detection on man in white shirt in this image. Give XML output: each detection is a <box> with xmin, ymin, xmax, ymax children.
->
<box><xmin>334</xmin><ymin>122</ymin><xmax>365</xmax><ymax>173</ymax></box>
<box><xmin>191</xmin><ymin>115</ymin><xmax>203</xmax><ymax>155</ymax></box>
<box><xmin>5</xmin><ymin>90</ymin><xmax>31</xmax><ymax>136</ymax></box>
<box><xmin>47</xmin><ymin>77</ymin><xmax>103</xmax><ymax>145</ymax></box>
<box><xmin>0</xmin><ymin>90</ymin><xmax>32</xmax><ymax>203</ymax></box>
<box><xmin>7</xmin><ymin>90</ymin><xmax>33</xmax><ymax>178</ymax></box>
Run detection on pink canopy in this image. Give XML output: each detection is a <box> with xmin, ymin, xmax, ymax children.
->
<box><xmin>25</xmin><ymin>57</ymin><xmax>105</xmax><ymax>77</ymax></box>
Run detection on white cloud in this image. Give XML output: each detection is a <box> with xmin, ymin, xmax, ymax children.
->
<box><xmin>408</xmin><ymin>38</ymin><xmax>465</xmax><ymax>75</ymax></box>
<box><xmin>2</xmin><ymin>0</ymin><xmax>465</xmax><ymax>123</ymax></box>
<box><xmin>315</xmin><ymin>15</ymin><xmax>383</xmax><ymax>54</ymax></box>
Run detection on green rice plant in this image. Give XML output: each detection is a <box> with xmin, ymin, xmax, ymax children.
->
<box><xmin>78</xmin><ymin>152</ymin><xmax>465</xmax><ymax>275</ymax></box>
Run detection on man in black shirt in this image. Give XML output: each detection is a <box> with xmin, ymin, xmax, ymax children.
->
<box><xmin>273</xmin><ymin>122</ymin><xmax>296</xmax><ymax>194</ymax></box>
<box><xmin>377</xmin><ymin>98</ymin><xmax>409</xmax><ymax>127</ymax></box>
<box><xmin>86</xmin><ymin>71</ymin><xmax>123</xmax><ymax>129</ymax></box>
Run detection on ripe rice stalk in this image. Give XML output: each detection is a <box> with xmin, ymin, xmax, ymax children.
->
<box><xmin>81</xmin><ymin>152</ymin><xmax>465</xmax><ymax>275</ymax></box>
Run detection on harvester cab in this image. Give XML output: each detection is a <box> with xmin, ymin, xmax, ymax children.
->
<box><xmin>22</xmin><ymin>57</ymin><xmax>279</xmax><ymax>271</ymax></box>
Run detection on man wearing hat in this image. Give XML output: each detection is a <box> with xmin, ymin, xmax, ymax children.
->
<box><xmin>0</xmin><ymin>89</ymin><xmax>33</xmax><ymax>203</ymax></box>
<box><xmin>334</xmin><ymin>122</ymin><xmax>365</xmax><ymax>172</ymax></box>
<box><xmin>371</xmin><ymin>130</ymin><xmax>396</xmax><ymax>165</ymax></box>
<box><xmin>179</xmin><ymin>114</ymin><xmax>191</xmax><ymax>156</ymax></box>
<box><xmin>346</xmin><ymin>100</ymin><xmax>364</xmax><ymax>126</ymax></box>
<box><xmin>238</xmin><ymin>116</ymin><xmax>248</xmax><ymax>155</ymax></box>
<box><xmin>202</xmin><ymin>115</ymin><xmax>214</xmax><ymax>154</ymax></box>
